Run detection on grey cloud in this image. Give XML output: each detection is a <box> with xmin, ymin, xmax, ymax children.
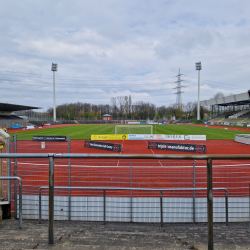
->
<box><xmin>155</xmin><ymin>28</ymin><xmax>215</xmax><ymax>60</ymax></box>
<box><xmin>1</xmin><ymin>0</ymin><xmax>250</xmax><ymax>108</ymax></box>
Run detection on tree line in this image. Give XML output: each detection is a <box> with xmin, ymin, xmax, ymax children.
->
<box><xmin>46</xmin><ymin>95</ymin><xmax>209</xmax><ymax>120</ymax></box>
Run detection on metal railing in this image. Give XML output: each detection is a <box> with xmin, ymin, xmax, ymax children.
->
<box><xmin>2</xmin><ymin>153</ymin><xmax>250</xmax><ymax>250</ymax></box>
<box><xmin>0</xmin><ymin>176</ymin><xmax>22</xmax><ymax>229</ymax></box>
<box><xmin>39</xmin><ymin>186</ymin><xmax>228</xmax><ymax>227</ymax></box>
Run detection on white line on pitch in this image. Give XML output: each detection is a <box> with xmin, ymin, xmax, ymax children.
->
<box><xmin>5</xmin><ymin>160</ymin><xmax>250</xmax><ymax>169</ymax></box>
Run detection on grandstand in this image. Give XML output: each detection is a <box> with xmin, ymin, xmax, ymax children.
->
<box><xmin>0</xmin><ymin>103</ymin><xmax>39</xmax><ymax>129</ymax></box>
<box><xmin>201</xmin><ymin>90</ymin><xmax>250</xmax><ymax>126</ymax></box>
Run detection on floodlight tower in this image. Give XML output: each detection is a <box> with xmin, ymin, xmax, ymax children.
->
<box><xmin>51</xmin><ymin>63</ymin><xmax>58</xmax><ymax>124</ymax></box>
<box><xmin>196</xmin><ymin>62</ymin><xmax>202</xmax><ymax>120</ymax></box>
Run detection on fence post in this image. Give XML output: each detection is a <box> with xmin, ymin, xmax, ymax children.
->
<box><xmin>48</xmin><ymin>155</ymin><xmax>54</xmax><ymax>244</ymax></box>
<box><xmin>68</xmin><ymin>134</ymin><xmax>71</xmax><ymax>221</ymax></box>
<box><xmin>207</xmin><ymin>158</ymin><xmax>213</xmax><ymax>250</ymax></box>
<box><xmin>18</xmin><ymin>178</ymin><xmax>22</xmax><ymax>229</ymax></box>
<box><xmin>225</xmin><ymin>189</ymin><xmax>228</xmax><ymax>226</ymax></box>
<box><xmin>103</xmin><ymin>189</ymin><xmax>106</xmax><ymax>225</ymax></box>
<box><xmin>160</xmin><ymin>190</ymin><xmax>163</xmax><ymax>227</ymax></box>
<box><xmin>193</xmin><ymin>160</ymin><xmax>196</xmax><ymax>223</ymax></box>
<box><xmin>14</xmin><ymin>134</ymin><xmax>17</xmax><ymax>219</ymax></box>
<box><xmin>39</xmin><ymin>188</ymin><xmax>42</xmax><ymax>224</ymax></box>
<box><xmin>130</xmin><ymin>162</ymin><xmax>133</xmax><ymax>222</ymax></box>
<box><xmin>7</xmin><ymin>137</ymin><xmax>11</xmax><ymax>207</ymax></box>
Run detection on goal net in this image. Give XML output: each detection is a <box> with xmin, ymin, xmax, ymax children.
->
<box><xmin>115</xmin><ymin>125</ymin><xmax>153</xmax><ymax>134</ymax></box>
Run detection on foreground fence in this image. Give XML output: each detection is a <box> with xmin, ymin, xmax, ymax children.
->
<box><xmin>2</xmin><ymin>153</ymin><xmax>250</xmax><ymax>250</ymax></box>
<box><xmin>38</xmin><ymin>186</ymin><xmax>229</xmax><ymax>227</ymax></box>
<box><xmin>10</xmin><ymin>158</ymin><xmax>250</xmax><ymax>223</ymax></box>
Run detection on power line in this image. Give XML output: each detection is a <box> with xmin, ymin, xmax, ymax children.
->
<box><xmin>183</xmin><ymin>74</ymin><xmax>239</xmax><ymax>88</ymax></box>
<box><xmin>0</xmin><ymin>78</ymin><xmax>174</xmax><ymax>88</ymax></box>
<box><xmin>0</xmin><ymin>69</ymin><xmax>176</xmax><ymax>81</ymax></box>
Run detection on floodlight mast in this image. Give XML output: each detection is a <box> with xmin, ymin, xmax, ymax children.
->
<box><xmin>196</xmin><ymin>62</ymin><xmax>202</xmax><ymax>120</ymax></box>
<box><xmin>51</xmin><ymin>63</ymin><xmax>57</xmax><ymax>124</ymax></box>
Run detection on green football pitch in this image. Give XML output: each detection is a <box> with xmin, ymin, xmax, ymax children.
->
<box><xmin>9</xmin><ymin>124</ymin><xmax>250</xmax><ymax>140</ymax></box>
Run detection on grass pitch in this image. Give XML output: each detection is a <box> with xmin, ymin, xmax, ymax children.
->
<box><xmin>9</xmin><ymin>124</ymin><xmax>250</xmax><ymax>140</ymax></box>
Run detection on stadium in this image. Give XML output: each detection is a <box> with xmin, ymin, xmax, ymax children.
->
<box><xmin>1</xmin><ymin>92</ymin><xmax>250</xmax><ymax>248</ymax></box>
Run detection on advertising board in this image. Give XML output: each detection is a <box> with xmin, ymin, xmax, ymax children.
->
<box><xmin>91</xmin><ymin>134</ymin><xmax>128</xmax><ymax>140</ymax></box>
<box><xmin>128</xmin><ymin>134</ymin><xmax>159</xmax><ymax>140</ymax></box>
<box><xmin>33</xmin><ymin>136</ymin><xmax>67</xmax><ymax>141</ymax></box>
<box><xmin>84</xmin><ymin>140</ymin><xmax>122</xmax><ymax>152</ymax></box>
<box><xmin>148</xmin><ymin>141</ymin><xmax>206</xmax><ymax>153</ymax></box>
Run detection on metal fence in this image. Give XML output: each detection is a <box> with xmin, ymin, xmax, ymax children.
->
<box><xmin>10</xmin><ymin>158</ymin><xmax>250</xmax><ymax>223</ymax></box>
<box><xmin>3</xmin><ymin>137</ymin><xmax>250</xmax><ymax>225</ymax></box>
<box><xmin>2</xmin><ymin>153</ymin><xmax>250</xmax><ymax>249</ymax></box>
<box><xmin>0</xmin><ymin>119</ymin><xmax>29</xmax><ymax>129</ymax></box>
<box><xmin>39</xmin><ymin>186</ymin><xmax>229</xmax><ymax>226</ymax></box>
<box><xmin>13</xmin><ymin>159</ymin><xmax>246</xmax><ymax>223</ymax></box>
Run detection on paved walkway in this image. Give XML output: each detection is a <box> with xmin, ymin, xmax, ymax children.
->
<box><xmin>1</xmin><ymin>219</ymin><xmax>250</xmax><ymax>249</ymax></box>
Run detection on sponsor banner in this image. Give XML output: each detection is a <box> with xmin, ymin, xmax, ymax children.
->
<box><xmin>0</xmin><ymin>145</ymin><xmax>3</xmax><ymax>149</ymax></box>
<box><xmin>140</xmin><ymin>122</ymin><xmax>147</xmax><ymax>124</ymax></box>
<box><xmin>224</xmin><ymin>122</ymin><xmax>230</xmax><ymax>125</ymax></box>
<box><xmin>187</xmin><ymin>135</ymin><xmax>206</xmax><ymax>140</ymax></box>
<box><xmin>84</xmin><ymin>140</ymin><xmax>122</xmax><ymax>152</ymax></box>
<box><xmin>165</xmin><ymin>135</ymin><xmax>184</xmax><ymax>140</ymax></box>
<box><xmin>12</xmin><ymin>125</ymin><xmax>21</xmax><ymax>129</ymax></box>
<box><xmin>148</xmin><ymin>122</ymin><xmax>158</xmax><ymax>124</ymax></box>
<box><xmin>148</xmin><ymin>141</ymin><xmax>206</xmax><ymax>153</ymax></box>
<box><xmin>26</xmin><ymin>126</ymin><xmax>35</xmax><ymax>129</ymax></box>
<box><xmin>159</xmin><ymin>122</ymin><xmax>169</xmax><ymax>125</ymax></box>
<box><xmin>164</xmin><ymin>135</ymin><xmax>206</xmax><ymax>140</ymax></box>
<box><xmin>155</xmin><ymin>134</ymin><xmax>167</xmax><ymax>140</ymax></box>
<box><xmin>128</xmin><ymin>122</ymin><xmax>140</xmax><ymax>124</ymax></box>
<box><xmin>91</xmin><ymin>134</ymin><xmax>128</xmax><ymax>140</ymax></box>
<box><xmin>33</xmin><ymin>136</ymin><xmax>67</xmax><ymax>142</ymax></box>
<box><xmin>127</xmin><ymin>134</ymin><xmax>206</xmax><ymax>140</ymax></box>
<box><xmin>128</xmin><ymin>134</ymin><xmax>158</xmax><ymax>140</ymax></box>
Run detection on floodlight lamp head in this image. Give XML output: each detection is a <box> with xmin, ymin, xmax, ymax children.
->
<box><xmin>196</xmin><ymin>62</ymin><xmax>202</xmax><ymax>71</ymax></box>
<box><xmin>51</xmin><ymin>63</ymin><xmax>58</xmax><ymax>71</ymax></box>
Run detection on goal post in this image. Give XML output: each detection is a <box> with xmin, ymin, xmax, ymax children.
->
<box><xmin>115</xmin><ymin>125</ymin><xmax>153</xmax><ymax>134</ymax></box>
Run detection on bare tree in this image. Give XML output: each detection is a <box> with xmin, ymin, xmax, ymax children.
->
<box><xmin>213</xmin><ymin>92</ymin><xmax>225</xmax><ymax>99</ymax></box>
<box><xmin>111</xmin><ymin>97</ymin><xmax>118</xmax><ymax>118</ymax></box>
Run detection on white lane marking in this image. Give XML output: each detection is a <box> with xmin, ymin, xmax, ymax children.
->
<box><xmin>4</xmin><ymin>160</ymin><xmax>250</xmax><ymax>169</ymax></box>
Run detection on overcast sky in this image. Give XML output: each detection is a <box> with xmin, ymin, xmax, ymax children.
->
<box><xmin>1</xmin><ymin>0</ymin><xmax>250</xmax><ymax>110</ymax></box>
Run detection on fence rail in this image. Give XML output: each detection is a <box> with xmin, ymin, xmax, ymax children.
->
<box><xmin>0</xmin><ymin>176</ymin><xmax>22</xmax><ymax>229</ymax></box>
<box><xmin>39</xmin><ymin>186</ymin><xmax>229</xmax><ymax>227</ymax></box>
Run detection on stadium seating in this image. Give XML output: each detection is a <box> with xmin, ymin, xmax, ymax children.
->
<box><xmin>0</xmin><ymin>115</ymin><xmax>23</xmax><ymax>120</ymax></box>
<box><xmin>228</xmin><ymin>109</ymin><xmax>250</xmax><ymax>119</ymax></box>
<box><xmin>209</xmin><ymin>110</ymin><xmax>250</xmax><ymax>125</ymax></box>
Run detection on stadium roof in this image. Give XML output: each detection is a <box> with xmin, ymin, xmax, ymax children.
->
<box><xmin>201</xmin><ymin>90</ymin><xmax>250</xmax><ymax>107</ymax></box>
<box><xmin>0</xmin><ymin>103</ymin><xmax>40</xmax><ymax>112</ymax></box>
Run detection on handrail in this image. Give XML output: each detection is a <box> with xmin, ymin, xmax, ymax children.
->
<box><xmin>39</xmin><ymin>186</ymin><xmax>228</xmax><ymax>227</ymax></box>
<box><xmin>0</xmin><ymin>177</ymin><xmax>22</xmax><ymax>229</ymax></box>
<box><xmin>0</xmin><ymin>153</ymin><xmax>250</xmax><ymax>159</ymax></box>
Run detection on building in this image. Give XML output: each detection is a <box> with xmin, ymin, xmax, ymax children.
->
<box><xmin>102</xmin><ymin>114</ymin><xmax>112</xmax><ymax>121</ymax></box>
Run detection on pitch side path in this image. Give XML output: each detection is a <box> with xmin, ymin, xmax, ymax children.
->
<box><xmin>1</xmin><ymin>219</ymin><xmax>250</xmax><ymax>250</ymax></box>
